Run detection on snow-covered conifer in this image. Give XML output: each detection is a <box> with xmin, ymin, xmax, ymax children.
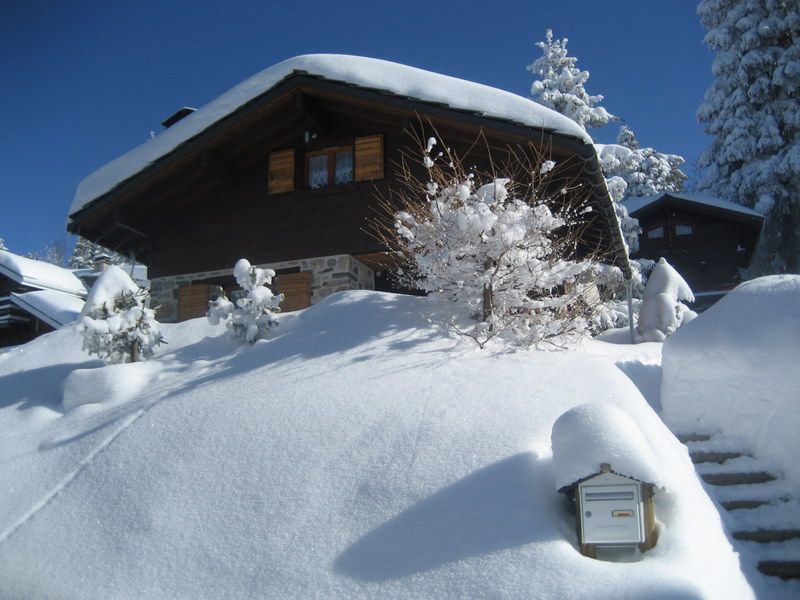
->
<box><xmin>384</xmin><ymin>136</ymin><xmax>596</xmax><ymax>348</ymax></box>
<box><xmin>636</xmin><ymin>258</ymin><xmax>697</xmax><ymax>342</ymax></box>
<box><xmin>70</xmin><ymin>236</ymin><xmax>126</xmax><ymax>269</ymax></box>
<box><xmin>78</xmin><ymin>265</ymin><xmax>163</xmax><ymax>363</ymax></box>
<box><xmin>697</xmin><ymin>0</ymin><xmax>800</xmax><ymax>274</ymax></box>
<box><xmin>0</xmin><ymin>237</ymin><xmax>7</xmax><ymax>252</ymax></box>
<box><xmin>207</xmin><ymin>259</ymin><xmax>283</xmax><ymax>344</ymax></box>
<box><xmin>528</xmin><ymin>29</ymin><xmax>616</xmax><ymax>129</ymax></box>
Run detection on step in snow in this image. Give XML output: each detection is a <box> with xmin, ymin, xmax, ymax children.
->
<box><xmin>722</xmin><ymin>499</ymin><xmax>772</xmax><ymax>510</ymax></box>
<box><xmin>695</xmin><ymin>455</ymin><xmax>778</xmax><ymax>475</ymax></box>
<box><xmin>738</xmin><ymin>538</ymin><xmax>800</xmax><ymax>562</ymax></box>
<box><xmin>701</xmin><ymin>471</ymin><xmax>777</xmax><ymax>486</ymax></box>
<box><xmin>710</xmin><ymin>479</ymin><xmax>795</xmax><ymax>504</ymax></box>
<box><xmin>690</xmin><ymin>450</ymin><xmax>743</xmax><ymax>464</ymax></box>
<box><xmin>758</xmin><ymin>561</ymin><xmax>800</xmax><ymax>580</ymax></box>
<box><xmin>725</xmin><ymin>499</ymin><xmax>800</xmax><ymax>531</ymax></box>
<box><xmin>676</xmin><ymin>432</ymin><xmax>714</xmax><ymax>443</ymax></box>
<box><xmin>733</xmin><ymin>529</ymin><xmax>800</xmax><ymax>543</ymax></box>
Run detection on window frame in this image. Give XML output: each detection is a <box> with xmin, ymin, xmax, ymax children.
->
<box><xmin>305</xmin><ymin>145</ymin><xmax>354</xmax><ymax>190</ymax></box>
<box><xmin>673</xmin><ymin>221</ymin><xmax>695</xmax><ymax>237</ymax></box>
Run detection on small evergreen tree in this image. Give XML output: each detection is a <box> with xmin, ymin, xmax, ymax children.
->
<box><xmin>207</xmin><ymin>259</ymin><xmax>284</xmax><ymax>344</ymax></box>
<box><xmin>78</xmin><ymin>266</ymin><xmax>163</xmax><ymax>363</ymax></box>
<box><xmin>636</xmin><ymin>258</ymin><xmax>697</xmax><ymax>342</ymax></box>
<box><xmin>528</xmin><ymin>29</ymin><xmax>616</xmax><ymax>129</ymax></box>
<box><xmin>0</xmin><ymin>237</ymin><xmax>7</xmax><ymax>252</ymax></box>
<box><xmin>697</xmin><ymin>0</ymin><xmax>800</xmax><ymax>274</ymax></box>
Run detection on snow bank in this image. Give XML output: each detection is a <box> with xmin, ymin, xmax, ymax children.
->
<box><xmin>661</xmin><ymin>275</ymin><xmax>800</xmax><ymax>485</ymax></box>
<box><xmin>0</xmin><ymin>250</ymin><xmax>87</xmax><ymax>296</ymax></box>
<box><xmin>70</xmin><ymin>54</ymin><xmax>592</xmax><ymax>217</ymax></box>
<box><xmin>551</xmin><ymin>403</ymin><xmax>663</xmax><ymax>491</ymax></box>
<box><xmin>0</xmin><ymin>291</ymin><xmax>754</xmax><ymax>598</ymax></box>
<box><xmin>62</xmin><ymin>362</ymin><xmax>153</xmax><ymax>411</ymax></box>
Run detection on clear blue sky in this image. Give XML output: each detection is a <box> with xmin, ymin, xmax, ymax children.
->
<box><xmin>1</xmin><ymin>0</ymin><xmax>713</xmax><ymax>256</ymax></box>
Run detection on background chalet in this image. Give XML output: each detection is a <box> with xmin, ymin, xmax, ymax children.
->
<box><xmin>67</xmin><ymin>55</ymin><xmax>630</xmax><ymax>322</ymax></box>
<box><xmin>623</xmin><ymin>192</ymin><xmax>764</xmax><ymax>310</ymax></box>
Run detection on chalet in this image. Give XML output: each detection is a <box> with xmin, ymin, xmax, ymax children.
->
<box><xmin>622</xmin><ymin>192</ymin><xmax>764</xmax><ymax>309</ymax></box>
<box><xmin>67</xmin><ymin>54</ymin><xmax>631</xmax><ymax>322</ymax></box>
<box><xmin>0</xmin><ymin>251</ymin><xmax>86</xmax><ymax>347</ymax></box>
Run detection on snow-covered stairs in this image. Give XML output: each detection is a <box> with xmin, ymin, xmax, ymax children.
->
<box><xmin>677</xmin><ymin>432</ymin><xmax>800</xmax><ymax>581</ymax></box>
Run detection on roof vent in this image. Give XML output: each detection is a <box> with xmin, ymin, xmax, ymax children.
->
<box><xmin>161</xmin><ymin>107</ymin><xmax>196</xmax><ymax>129</ymax></box>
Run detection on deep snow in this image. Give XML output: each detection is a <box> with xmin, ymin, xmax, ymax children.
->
<box><xmin>0</xmin><ymin>291</ymin><xmax>755</xmax><ymax>598</ymax></box>
<box><xmin>661</xmin><ymin>275</ymin><xmax>800</xmax><ymax>486</ymax></box>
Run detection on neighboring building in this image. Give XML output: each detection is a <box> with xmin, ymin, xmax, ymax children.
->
<box><xmin>623</xmin><ymin>192</ymin><xmax>764</xmax><ymax>309</ymax></box>
<box><xmin>0</xmin><ymin>251</ymin><xmax>86</xmax><ymax>347</ymax></box>
<box><xmin>67</xmin><ymin>54</ymin><xmax>631</xmax><ymax>322</ymax></box>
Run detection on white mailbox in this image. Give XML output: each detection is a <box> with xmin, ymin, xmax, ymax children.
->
<box><xmin>578</xmin><ymin>471</ymin><xmax>645</xmax><ymax>545</ymax></box>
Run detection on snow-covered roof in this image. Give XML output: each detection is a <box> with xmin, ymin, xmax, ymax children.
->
<box><xmin>70</xmin><ymin>54</ymin><xmax>592</xmax><ymax>218</ymax></box>
<box><xmin>0</xmin><ymin>251</ymin><xmax>87</xmax><ymax>297</ymax></box>
<box><xmin>9</xmin><ymin>290</ymin><xmax>85</xmax><ymax>329</ymax></box>
<box><xmin>622</xmin><ymin>192</ymin><xmax>763</xmax><ymax>220</ymax></box>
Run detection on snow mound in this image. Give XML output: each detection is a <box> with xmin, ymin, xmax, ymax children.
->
<box><xmin>70</xmin><ymin>54</ymin><xmax>591</xmax><ymax>217</ymax></box>
<box><xmin>0</xmin><ymin>291</ymin><xmax>754</xmax><ymax>598</ymax></box>
<box><xmin>80</xmin><ymin>265</ymin><xmax>139</xmax><ymax>316</ymax></box>
<box><xmin>661</xmin><ymin>276</ymin><xmax>800</xmax><ymax>485</ymax></box>
<box><xmin>552</xmin><ymin>403</ymin><xmax>663</xmax><ymax>491</ymax></box>
<box><xmin>62</xmin><ymin>363</ymin><xmax>153</xmax><ymax>411</ymax></box>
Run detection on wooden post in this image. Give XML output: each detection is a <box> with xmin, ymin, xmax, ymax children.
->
<box><xmin>627</xmin><ymin>278</ymin><xmax>635</xmax><ymax>344</ymax></box>
<box><xmin>639</xmin><ymin>483</ymin><xmax>659</xmax><ymax>552</ymax></box>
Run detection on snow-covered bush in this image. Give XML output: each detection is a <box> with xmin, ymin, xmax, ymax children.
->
<box><xmin>78</xmin><ymin>265</ymin><xmax>163</xmax><ymax>363</ymax></box>
<box><xmin>207</xmin><ymin>258</ymin><xmax>283</xmax><ymax>344</ymax></box>
<box><xmin>636</xmin><ymin>258</ymin><xmax>696</xmax><ymax>342</ymax></box>
<box><xmin>378</xmin><ymin>135</ymin><xmax>596</xmax><ymax>348</ymax></box>
<box><xmin>588</xmin><ymin>259</ymin><xmax>654</xmax><ymax>333</ymax></box>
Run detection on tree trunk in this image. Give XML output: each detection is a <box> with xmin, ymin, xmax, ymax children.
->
<box><xmin>131</xmin><ymin>339</ymin><xmax>140</xmax><ymax>363</ymax></box>
<box><xmin>482</xmin><ymin>284</ymin><xmax>494</xmax><ymax>322</ymax></box>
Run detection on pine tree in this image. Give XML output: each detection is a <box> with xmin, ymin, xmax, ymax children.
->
<box><xmin>69</xmin><ymin>236</ymin><xmax>127</xmax><ymax>269</ymax></box>
<box><xmin>697</xmin><ymin>0</ymin><xmax>800</xmax><ymax>274</ymax></box>
<box><xmin>78</xmin><ymin>266</ymin><xmax>163</xmax><ymax>363</ymax></box>
<box><xmin>527</xmin><ymin>29</ymin><xmax>616</xmax><ymax>129</ymax></box>
<box><xmin>0</xmin><ymin>237</ymin><xmax>7</xmax><ymax>252</ymax></box>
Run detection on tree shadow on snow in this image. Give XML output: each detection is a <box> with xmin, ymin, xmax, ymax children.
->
<box><xmin>333</xmin><ymin>452</ymin><xmax>560</xmax><ymax>582</ymax></box>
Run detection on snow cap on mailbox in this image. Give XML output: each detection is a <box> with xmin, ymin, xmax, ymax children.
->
<box><xmin>552</xmin><ymin>402</ymin><xmax>664</xmax><ymax>493</ymax></box>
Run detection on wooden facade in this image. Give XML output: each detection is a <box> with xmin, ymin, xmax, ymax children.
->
<box><xmin>627</xmin><ymin>193</ymin><xmax>763</xmax><ymax>307</ymax></box>
<box><xmin>68</xmin><ymin>70</ymin><xmax>631</xmax><ymax>320</ymax></box>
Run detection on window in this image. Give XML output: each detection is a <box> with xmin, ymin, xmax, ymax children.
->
<box><xmin>306</xmin><ymin>147</ymin><xmax>354</xmax><ymax>189</ymax></box>
<box><xmin>674</xmin><ymin>223</ymin><xmax>694</xmax><ymax>236</ymax></box>
<box><xmin>646</xmin><ymin>225</ymin><xmax>665</xmax><ymax>239</ymax></box>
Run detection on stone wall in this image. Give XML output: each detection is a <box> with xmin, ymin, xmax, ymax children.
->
<box><xmin>150</xmin><ymin>254</ymin><xmax>375</xmax><ymax>322</ymax></box>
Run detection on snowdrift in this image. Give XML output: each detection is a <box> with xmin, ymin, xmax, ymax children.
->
<box><xmin>661</xmin><ymin>275</ymin><xmax>800</xmax><ymax>485</ymax></box>
<box><xmin>0</xmin><ymin>291</ymin><xmax>753</xmax><ymax>598</ymax></box>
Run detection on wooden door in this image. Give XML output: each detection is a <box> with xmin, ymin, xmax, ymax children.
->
<box><xmin>274</xmin><ymin>272</ymin><xmax>312</xmax><ymax>312</ymax></box>
<box><xmin>178</xmin><ymin>284</ymin><xmax>211</xmax><ymax>321</ymax></box>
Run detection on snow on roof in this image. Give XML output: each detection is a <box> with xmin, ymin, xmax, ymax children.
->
<box><xmin>0</xmin><ymin>251</ymin><xmax>87</xmax><ymax>297</ymax></box>
<box><xmin>10</xmin><ymin>290</ymin><xmax>85</xmax><ymax>328</ymax></box>
<box><xmin>70</xmin><ymin>54</ymin><xmax>592</xmax><ymax>218</ymax></box>
<box><xmin>622</xmin><ymin>192</ymin><xmax>763</xmax><ymax>220</ymax></box>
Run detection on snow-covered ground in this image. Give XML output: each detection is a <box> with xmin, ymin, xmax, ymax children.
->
<box><xmin>0</xmin><ymin>291</ymin><xmax>756</xmax><ymax>598</ymax></box>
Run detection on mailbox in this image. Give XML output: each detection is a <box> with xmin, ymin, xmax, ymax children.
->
<box><xmin>560</xmin><ymin>463</ymin><xmax>657</xmax><ymax>558</ymax></box>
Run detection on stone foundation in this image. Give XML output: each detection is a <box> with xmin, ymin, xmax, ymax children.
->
<box><xmin>150</xmin><ymin>254</ymin><xmax>375</xmax><ymax>322</ymax></box>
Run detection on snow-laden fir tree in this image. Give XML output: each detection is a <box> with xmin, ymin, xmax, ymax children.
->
<box><xmin>69</xmin><ymin>236</ymin><xmax>127</xmax><ymax>269</ymax></box>
<box><xmin>0</xmin><ymin>237</ymin><xmax>7</xmax><ymax>252</ymax></box>
<box><xmin>384</xmin><ymin>136</ymin><xmax>596</xmax><ymax>348</ymax></box>
<box><xmin>78</xmin><ymin>265</ymin><xmax>163</xmax><ymax>363</ymax></box>
<box><xmin>636</xmin><ymin>258</ymin><xmax>697</xmax><ymax>342</ymax></box>
<box><xmin>207</xmin><ymin>259</ymin><xmax>283</xmax><ymax>344</ymax></box>
<box><xmin>611</xmin><ymin>126</ymin><xmax>687</xmax><ymax>197</ymax></box>
<box><xmin>697</xmin><ymin>0</ymin><xmax>800</xmax><ymax>274</ymax></box>
<box><xmin>527</xmin><ymin>29</ymin><xmax>616</xmax><ymax>129</ymax></box>
<box><xmin>25</xmin><ymin>239</ymin><xmax>69</xmax><ymax>267</ymax></box>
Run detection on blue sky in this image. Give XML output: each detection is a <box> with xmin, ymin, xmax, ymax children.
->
<box><xmin>1</xmin><ymin>1</ymin><xmax>713</xmax><ymax>256</ymax></box>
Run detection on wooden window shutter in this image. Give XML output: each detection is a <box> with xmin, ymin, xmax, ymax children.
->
<box><xmin>268</xmin><ymin>149</ymin><xmax>295</xmax><ymax>194</ymax></box>
<box><xmin>178</xmin><ymin>284</ymin><xmax>211</xmax><ymax>322</ymax></box>
<box><xmin>355</xmin><ymin>135</ymin><xmax>384</xmax><ymax>182</ymax></box>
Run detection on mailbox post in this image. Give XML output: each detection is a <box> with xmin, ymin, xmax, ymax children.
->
<box><xmin>561</xmin><ymin>463</ymin><xmax>657</xmax><ymax>558</ymax></box>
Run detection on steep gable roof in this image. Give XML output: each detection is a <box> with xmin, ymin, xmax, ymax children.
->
<box><xmin>69</xmin><ymin>54</ymin><xmax>592</xmax><ymax>219</ymax></box>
